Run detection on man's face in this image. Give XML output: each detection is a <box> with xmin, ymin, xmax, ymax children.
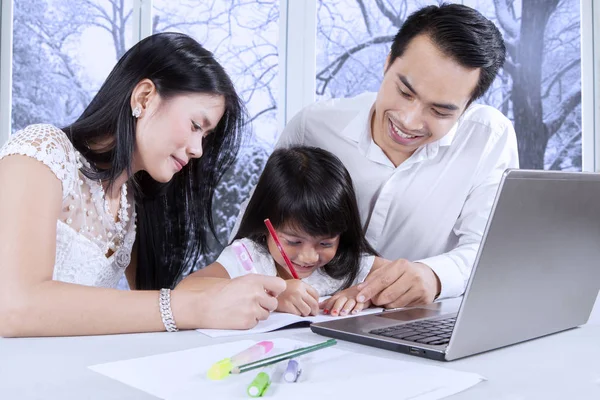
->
<box><xmin>372</xmin><ymin>34</ymin><xmax>480</xmax><ymax>166</ymax></box>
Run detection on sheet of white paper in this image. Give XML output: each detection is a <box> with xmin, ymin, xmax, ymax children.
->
<box><xmin>89</xmin><ymin>338</ymin><xmax>483</xmax><ymax>400</ymax></box>
<box><xmin>196</xmin><ymin>306</ymin><xmax>384</xmax><ymax>338</ymax></box>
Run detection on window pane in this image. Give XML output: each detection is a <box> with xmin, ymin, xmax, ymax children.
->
<box><xmin>153</xmin><ymin>0</ymin><xmax>279</xmax><ymax>266</ymax></box>
<box><xmin>12</xmin><ymin>0</ymin><xmax>134</xmax><ymax>132</ymax></box>
<box><xmin>316</xmin><ymin>0</ymin><xmax>582</xmax><ymax>171</ymax></box>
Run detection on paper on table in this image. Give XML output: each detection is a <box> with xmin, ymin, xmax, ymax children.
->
<box><xmin>196</xmin><ymin>298</ymin><xmax>384</xmax><ymax>338</ymax></box>
<box><xmin>89</xmin><ymin>338</ymin><xmax>484</xmax><ymax>400</ymax></box>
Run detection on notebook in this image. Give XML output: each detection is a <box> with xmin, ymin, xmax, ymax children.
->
<box><xmin>196</xmin><ymin>306</ymin><xmax>384</xmax><ymax>338</ymax></box>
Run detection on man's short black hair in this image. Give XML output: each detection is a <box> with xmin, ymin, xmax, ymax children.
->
<box><xmin>389</xmin><ymin>3</ymin><xmax>506</xmax><ymax>101</ymax></box>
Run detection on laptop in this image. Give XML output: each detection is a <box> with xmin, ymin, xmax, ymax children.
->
<box><xmin>311</xmin><ymin>169</ymin><xmax>600</xmax><ymax>361</ymax></box>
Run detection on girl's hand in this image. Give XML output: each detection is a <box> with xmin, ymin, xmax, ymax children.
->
<box><xmin>319</xmin><ymin>286</ymin><xmax>371</xmax><ymax>316</ymax></box>
<box><xmin>276</xmin><ymin>280</ymin><xmax>320</xmax><ymax>316</ymax></box>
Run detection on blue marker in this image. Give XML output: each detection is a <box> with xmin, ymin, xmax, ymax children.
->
<box><xmin>284</xmin><ymin>359</ymin><xmax>302</xmax><ymax>383</ymax></box>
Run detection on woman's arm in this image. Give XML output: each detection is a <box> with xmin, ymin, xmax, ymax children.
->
<box><xmin>0</xmin><ymin>156</ymin><xmax>285</xmax><ymax>337</ymax></box>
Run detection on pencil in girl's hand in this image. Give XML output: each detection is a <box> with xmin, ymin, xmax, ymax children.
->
<box><xmin>264</xmin><ymin>218</ymin><xmax>300</xmax><ymax>279</ymax></box>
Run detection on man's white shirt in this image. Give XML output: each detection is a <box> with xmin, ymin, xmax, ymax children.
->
<box><xmin>271</xmin><ymin>92</ymin><xmax>519</xmax><ymax>299</ymax></box>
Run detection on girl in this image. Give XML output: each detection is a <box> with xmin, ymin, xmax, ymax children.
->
<box><xmin>178</xmin><ymin>146</ymin><xmax>383</xmax><ymax>317</ymax></box>
<box><xmin>0</xmin><ymin>32</ymin><xmax>285</xmax><ymax>337</ymax></box>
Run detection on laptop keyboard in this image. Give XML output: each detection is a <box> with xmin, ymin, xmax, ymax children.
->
<box><xmin>369</xmin><ymin>317</ymin><xmax>456</xmax><ymax>346</ymax></box>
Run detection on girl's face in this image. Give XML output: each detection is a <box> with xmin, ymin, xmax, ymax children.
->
<box><xmin>267</xmin><ymin>225</ymin><xmax>340</xmax><ymax>279</ymax></box>
<box><xmin>133</xmin><ymin>86</ymin><xmax>225</xmax><ymax>183</ymax></box>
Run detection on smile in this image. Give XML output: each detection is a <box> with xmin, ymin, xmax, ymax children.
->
<box><xmin>388</xmin><ymin>118</ymin><xmax>424</xmax><ymax>144</ymax></box>
<box><xmin>171</xmin><ymin>156</ymin><xmax>185</xmax><ymax>172</ymax></box>
<box><xmin>293</xmin><ymin>263</ymin><xmax>316</xmax><ymax>271</ymax></box>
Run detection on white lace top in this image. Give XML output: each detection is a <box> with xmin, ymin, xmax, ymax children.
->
<box><xmin>216</xmin><ymin>238</ymin><xmax>375</xmax><ymax>296</ymax></box>
<box><xmin>0</xmin><ymin>124</ymin><xmax>136</xmax><ymax>288</ymax></box>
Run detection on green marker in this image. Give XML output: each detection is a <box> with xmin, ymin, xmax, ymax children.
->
<box><xmin>233</xmin><ymin>339</ymin><xmax>337</xmax><ymax>374</ymax></box>
<box><xmin>247</xmin><ymin>365</ymin><xmax>275</xmax><ymax>397</ymax></box>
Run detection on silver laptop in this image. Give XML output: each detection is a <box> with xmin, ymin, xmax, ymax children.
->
<box><xmin>311</xmin><ymin>169</ymin><xmax>600</xmax><ymax>361</ymax></box>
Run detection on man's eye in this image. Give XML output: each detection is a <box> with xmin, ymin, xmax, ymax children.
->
<box><xmin>432</xmin><ymin>109</ymin><xmax>450</xmax><ymax>118</ymax></box>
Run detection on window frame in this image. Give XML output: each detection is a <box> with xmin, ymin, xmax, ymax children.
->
<box><xmin>0</xmin><ymin>0</ymin><xmax>598</xmax><ymax>173</ymax></box>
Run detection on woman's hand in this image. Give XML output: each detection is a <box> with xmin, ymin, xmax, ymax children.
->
<box><xmin>275</xmin><ymin>280</ymin><xmax>320</xmax><ymax>317</ymax></box>
<box><xmin>174</xmin><ymin>274</ymin><xmax>286</xmax><ymax>330</ymax></box>
<box><xmin>319</xmin><ymin>285</ymin><xmax>371</xmax><ymax>316</ymax></box>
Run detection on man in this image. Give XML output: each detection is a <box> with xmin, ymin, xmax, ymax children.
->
<box><xmin>272</xmin><ymin>3</ymin><xmax>518</xmax><ymax>310</ymax></box>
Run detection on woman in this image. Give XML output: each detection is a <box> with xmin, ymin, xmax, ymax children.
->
<box><xmin>0</xmin><ymin>32</ymin><xmax>285</xmax><ymax>337</ymax></box>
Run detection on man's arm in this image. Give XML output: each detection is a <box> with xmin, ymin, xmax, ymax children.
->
<box><xmin>417</xmin><ymin>122</ymin><xmax>519</xmax><ymax>299</ymax></box>
<box><xmin>358</xmin><ymin>122</ymin><xmax>519</xmax><ymax>306</ymax></box>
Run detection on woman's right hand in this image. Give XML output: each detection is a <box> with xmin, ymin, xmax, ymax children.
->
<box><xmin>173</xmin><ymin>274</ymin><xmax>286</xmax><ymax>330</ymax></box>
<box><xmin>275</xmin><ymin>280</ymin><xmax>320</xmax><ymax>317</ymax></box>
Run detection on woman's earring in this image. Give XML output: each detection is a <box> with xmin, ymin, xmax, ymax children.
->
<box><xmin>132</xmin><ymin>106</ymin><xmax>141</xmax><ymax>118</ymax></box>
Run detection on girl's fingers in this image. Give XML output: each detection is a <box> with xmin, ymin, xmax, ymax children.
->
<box><xmin>340</xmin><ymin>299</ymin><xmax>356</xmax><ymax>316</ymax></box>
<box><xmin>320</xmin><ymin>296</ymin><xmax>338</xmax><ymax>314</ymax></box>
<box><xmin>295</xmin><ymin>298</ymin><xmax>312</xmax><ymax>317</ymax></box>
<box><xmin>330</xmin><ymin>296</ymin><xmax>348</xmax><ymax>316</ymax></box>
<box><xmin>351</xmin><ymin>302</ymin><xmax>365</xmax><ymax>314</ymax></box>
<box><xmin>303</xmin><ymin>293</ymin><xmax>320</xmax><ymax>316</ymax></box>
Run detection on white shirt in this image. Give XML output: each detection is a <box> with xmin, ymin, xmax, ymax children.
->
<box><xmin>217</xmin><ymin>238</ymin><xmax>375</xmax><ymax>297</ymax></box>
<box><xmin>274</xmin><ymin>92</ymin><xmax>519</xmax><ymax>299</ymax></box>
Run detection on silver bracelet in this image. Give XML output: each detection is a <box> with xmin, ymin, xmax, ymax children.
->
<box><xmin>159</xmin><ymin>288</ymin><xmax>179</xmax><ymax>332</ymax></box>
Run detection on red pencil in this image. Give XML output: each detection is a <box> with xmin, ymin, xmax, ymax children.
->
<box><xmin>264</xmin><ymin>218</ymin><xmax>300</xmax><ymax>279</ymax></box>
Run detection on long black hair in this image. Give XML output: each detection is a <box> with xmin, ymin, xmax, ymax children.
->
<box><xmin>62</xmin><ymin>32</ymin><xmax>245</xmax><ymax>290</ymax></box>
<box><xmin>235</xmin><ymin>146</ymin><xmax>377</xmax><ymax>290</ymax></box>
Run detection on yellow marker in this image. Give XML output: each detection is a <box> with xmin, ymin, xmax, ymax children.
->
<box><xmin>207</xmin><ymin>341</ymin><xmax>274</xmax><ymax>380</ymax></box>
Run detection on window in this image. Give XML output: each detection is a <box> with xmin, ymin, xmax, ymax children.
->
<box><xmin>153</xmin><ymin>0</ymin><xmax>280</xmax><ymax>264</ymax></box>
<box><xmin>11</xmin><ymin>0</ymin><xmax>134</xmax><ymax>131</ymax></box>
<box><xmin>316</xmin><ymin>0</ymin><xmax>582</xmax><ymax>170</ymax></box>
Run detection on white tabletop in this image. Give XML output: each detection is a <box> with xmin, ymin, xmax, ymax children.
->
<box><xmin>1</xmin><ymin>295</ymin><xmax>599</xmax><ymax>400</ymax></box>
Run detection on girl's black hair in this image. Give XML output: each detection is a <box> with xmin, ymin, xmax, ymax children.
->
<box><xmin>234</xmin><ymin>146</ymin><xmax>377</xmax><ymax>289</ymax></box>
<box><xmin>62</xmin><ymin>32</ymin><xmax>245</xmax><ymax>289</ymax></box>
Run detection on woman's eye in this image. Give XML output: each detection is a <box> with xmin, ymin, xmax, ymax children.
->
<box><xmin>320</xmin><ymin>243</ymin><xmax>333</xmax><ymax>248</ymax></box>
<box><xmin>285</xmin><ymin>239</ymin><xmax>301</xmax><ymax>246</ymax></box>
<box><xmin>191</xmin><ymin>121</ymin><xmax>202</xmax><ymax>132</ymax></box>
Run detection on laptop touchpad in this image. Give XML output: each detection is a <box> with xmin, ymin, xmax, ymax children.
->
<box><xmin>378</xmin><ymin>307</ymin><xmax>444</xmax><ymax>321</ymax></box>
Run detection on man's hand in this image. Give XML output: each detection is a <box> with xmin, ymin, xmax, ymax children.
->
<box><xmin>356</xmin><ymin>259</ymin><xmax>441</xmax><ymax>308</ymax></box>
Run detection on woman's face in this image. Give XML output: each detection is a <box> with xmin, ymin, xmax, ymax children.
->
<box><xmin>134</xmin><ymin>90</ymin><xmax>225</xmax><ymax>182</ymax></box>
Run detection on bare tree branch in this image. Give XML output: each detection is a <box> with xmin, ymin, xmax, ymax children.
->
<box><xmin>374</xmin><ymin>0</ymin><xmax>402</xmax><ymax>28</ymax></box>
<box><xmin>548</xmin><ymin>130</ymin><xmax>581</xmax><ymax>170</ymax></box>
<box><xmin>316</xmin><ymin>35</ymin><xmax>394</xmax><ymax>95</ymax></box>
<box><xmin>502</xmin><ymin>58</ymin><xmax>518</xmax><ymax>77</ymax></box>
<box><xmin>542</xmin><ymin>58</ymin><xmax>580</xmax><ymax>98</ymax></box>
<box><xmin>504</xmin><ymin>37</ymin><xmax>517</xmax><ymax>60</ymax></box>
<box><xmin>355</xmin><ymin>0</ymin><xmax>372</xmax><ymax>35</ymax></box>
<box><xmin>493</xmin><ymin>0</ymin><xmax>519</xmax><ymax>38</ymax></box>
<box><xmin>248</xmin><ymin>105</ymin><xmax>276</xmax><ymax>124</ymax></box>
<box><xmin>544</xmin><ymin>87</ymin><xmax>581</xmax><ymax>135</ymax></box>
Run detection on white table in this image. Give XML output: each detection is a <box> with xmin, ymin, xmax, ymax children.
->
<box><xmin>2</xmin><ymin>295</ymin><xmax>599</xmax><ymax>400</ymax></box>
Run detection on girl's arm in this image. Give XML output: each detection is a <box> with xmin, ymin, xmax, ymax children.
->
<box><xmin>175</xmin><ymin>263</ymin><xmax>231</xmax><ymax>290</ymax></box>
<box><xmin>0</xmin><ymin>156</ymin><xmax>285</xmax><ymax>337</ymax></box>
